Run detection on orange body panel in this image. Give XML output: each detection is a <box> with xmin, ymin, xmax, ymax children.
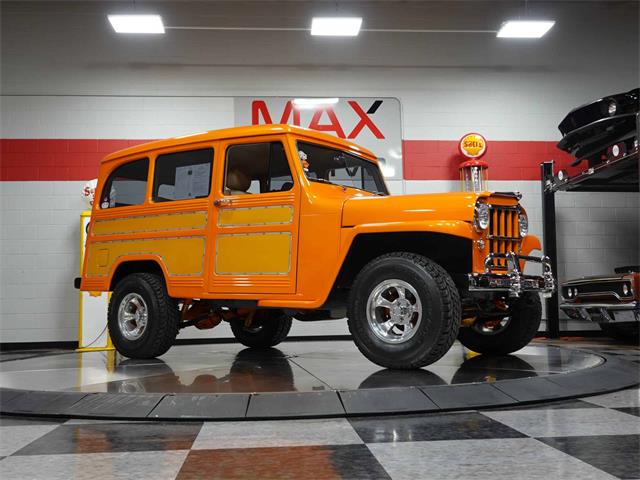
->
<box><xmin>81</xmin><ymin>124</ymin><xmax>542</xmax><ymax>309</ymax></box>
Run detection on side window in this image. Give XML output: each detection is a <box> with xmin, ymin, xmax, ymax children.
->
<box><xmin>153</xmin><ymin>148</ymin><xmax>213</xmax><ymax>202</ymax></box>
<box><xmin>224</xmin><ymin>142</ymin><xmax>293</xmax><ymax>195</ymax></box>
<box><xmin>100</xmin><ymin>158</ymin><xmax>149</xmax><ymax>208</ymax></box>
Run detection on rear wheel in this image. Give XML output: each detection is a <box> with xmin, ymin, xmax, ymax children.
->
<box><xmin>458</xmin><ymin>292</ymin><xmax>541</xmax><ymax>355</ymax></box>
<box><xmin>347</xmin><ymin>252</ymin><xmax>461</xmax><ymax>370</ymax></box>
<box><xmin>230</xmin><ymin>309</ymin><xmax>292</xmax><ymax>349</ymax></box>
<box><xmin>108</xmin><ymin>273</ymin><xmax>179</xmax><ymax>359</ymax></box>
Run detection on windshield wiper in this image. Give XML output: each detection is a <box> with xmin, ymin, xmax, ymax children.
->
<box><xmin>338</xmin><ymin>183</ymin><xmax>387</xmax><ymax>196</ymax></box>
<box><xmin>308</xmin><ymin>177</ymin><xmax>332</xmax><ymax>184</ymax></box>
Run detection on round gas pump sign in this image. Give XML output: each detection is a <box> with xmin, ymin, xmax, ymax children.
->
<box><xmin>459</xmin><ymin>133</ymin><xmax>487</xmax><ymax>159</ymax></box>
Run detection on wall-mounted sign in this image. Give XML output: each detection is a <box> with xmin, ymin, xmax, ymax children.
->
<box><xmin>458</xmin><ymin>132</ymin><xmax>487</xmax><ymax>159</ymax></box>
<box><xmin>234</xmin><ymin>97</ymin><xmax>403</xmax><ymax>179</ymax></box>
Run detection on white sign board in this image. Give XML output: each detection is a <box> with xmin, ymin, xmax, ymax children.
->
<box><xmin>174</xmin><ymin>163</ymin><xmax>211</xmax><ymax>200</ymax></box>
<box><xmin>234</xmin><ymin>97</ymin><xmax>403</xmax><ymax>180</ymax></box>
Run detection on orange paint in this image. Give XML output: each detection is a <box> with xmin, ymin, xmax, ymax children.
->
<box><xmin>81</xmin><ymin>124</ymin><xmax>542</xmax><ymax>309</ymax></box>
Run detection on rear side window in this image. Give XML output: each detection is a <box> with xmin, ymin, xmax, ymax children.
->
<box><xmin>100</xmin><ymin>158</ymin><xmax>149</xmax><ymax>208</ymax></box>
<box><xmin>153</xmin><ymin>148</ymin><xmax>214</xmax><ymax>202</ymax></box>
<box><xmin>224</xmin><ymin>142</ymin><xmax>293</xmax><ymax>195</ymax></box>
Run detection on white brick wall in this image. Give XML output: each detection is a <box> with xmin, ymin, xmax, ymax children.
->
<box><xmin>0</xmin><ymin>97</ymin><xmax>234</xmax><ymax>140</ymax></box>
<box><xmin>556</xmin><ymin>192</ymin><xmax>640</xmax><ymax>281</ymax></box>
<box><xmin>0</xmin><ymin>181</ymin><xmax>85</xmax><ymax>342</ymax></box>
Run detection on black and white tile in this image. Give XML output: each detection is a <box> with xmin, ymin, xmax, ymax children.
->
<box><xmin>0</xmin><ymin>338</ymin><xmax>638</xmax><ymax>479</ymax></box>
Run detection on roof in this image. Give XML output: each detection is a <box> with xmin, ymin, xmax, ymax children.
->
<box><xmin>102</xmin><ymin>124</ymin><xmax>377</xmax><ymax>163</ymax></box>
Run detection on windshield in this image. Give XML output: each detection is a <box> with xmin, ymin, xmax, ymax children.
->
<box><xmin>296</xmin><ymin>141</ymin><xmax>388</xmax><ymax>195</ymax></box>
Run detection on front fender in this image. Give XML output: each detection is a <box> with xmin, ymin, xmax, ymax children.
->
<box><xmin>520</xmin><ymin>234</ymin><xmax>542</xmax><ymax>271</ymax></box>
<box><xmin>339</xmin><ymin>220</ymin><xmax>477</xmax><ymax>275</ymax></box>
<box><xmin>520</xmin><ymin>234</ymin><xmax>542</xmax><ymax>256</ymax></box>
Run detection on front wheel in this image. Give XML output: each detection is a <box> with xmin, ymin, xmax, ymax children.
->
<box><xmin>347</xmin><ymin>252</ymin><xmax>461</xmax><ymax>370</ymax></box>
<box><xmin>458</xmin><ymin>292</ymin><xmax>541</xmax><ymax>355</ymax></box>
<box><xmin>107</xmin><ymin>273</ymin><xmax>179</xmax><ymax>359</ymax></box>
<box><xmin>230</xmin><ymin>309</ymin><xmax>292</xmax><ymax>349</ymax></box>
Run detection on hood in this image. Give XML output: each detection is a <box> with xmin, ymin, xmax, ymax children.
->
<box><xmin>342</xmin><ymin>192</ymin><xmax>485</xmax><ymax>227</ymax></box>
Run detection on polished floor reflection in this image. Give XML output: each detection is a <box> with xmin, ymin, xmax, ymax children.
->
<box><xmin>0</xmin><ymin>339</ymin><xmax>638</xmax><ymax>479</ymax></box>
<box><xmin>0</xmin><ymin>340</ymin><xmax>603</xmax><ymax>394</ymax></box>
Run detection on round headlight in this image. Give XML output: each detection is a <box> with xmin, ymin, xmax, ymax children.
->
<box><xmin>608</xmin><ymin>100</ymin><xmax>617</xmax><ymax>116</ymax></box>
<box><xmin>566</xmin><ymin>288</ymin><xmax>573</xmax><ymax>298</ymax></box>
<box><xmin>612</xmin><ymin>144</ymin><xmax>620</xmax><ymax>157</ymax></box>
<box><xmin>475</xmin><ymin>202</ymin><xmax>490</xmax><ymax>231</ymax></box>
<box><xmin>518</xmin><ymin>212</ymin><xmax>528</xmax><ymax>237</ymax></box>
<box><xmin>622</xmin><ymin>283</ymin><xmax>630</xmax><ymax>295</ymax></box>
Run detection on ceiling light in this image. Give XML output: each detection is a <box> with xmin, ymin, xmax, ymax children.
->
<box><xmin>497</xmin><ymin>20</ymin><xmax>554</xmax><ymax>38</ymax></box>
<box><xmin>293</xmin><ymin>98</ymin><xmax>340</xmax><ymax>108</ymax></box>
<box><xmin>108</xmin><ymin>15</ymin><xmax>165</xmax><ymax>34</ymax></box>
<box><xmin>311</xmin><ymin>17</ymin><xmax>362</xmax><ymax>36</ymax></box>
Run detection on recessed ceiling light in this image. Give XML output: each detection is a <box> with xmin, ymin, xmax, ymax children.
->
<box><xmin>311</xmin><ymin>17</ymin><xmax>362</xmax><ymax>36</ymax></box>
<box><xmin>108</xmin><ymin>15</ymin><xmax>165</xmax><ymax>34</ymax></box>
<box><xmin>497</xmin><ymin>20</ymin><xmax>555</xmax><ymax>38</ymax></box>
<box><xmin>293</xmin><ymin>98</ymin><xmax>340</xmax><ymax>108</ymax></box>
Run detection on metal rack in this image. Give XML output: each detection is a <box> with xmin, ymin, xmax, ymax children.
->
<box><xmin>540</xmin><ymin>114</ymin><xmax>639</xmax><ymax>337</ymax></box>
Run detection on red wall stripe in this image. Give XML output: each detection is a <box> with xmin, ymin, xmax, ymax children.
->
<box><xmin>0</xmin><ymin>139</ymin><xmax>151</xmax><ymax>181</ymax></box>
<box><xmin>1</xmin><ymin>138</ymin><xmax>576</xmax><ymax>181</ymax></box>
<box><xmin>403</xmin><ymin>140</ymin><xmax>578</xmax><ymax>181</ymax></box>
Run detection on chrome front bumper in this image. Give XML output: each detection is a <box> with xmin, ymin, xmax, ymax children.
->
<box><xmin>560</xmin><ymin>301</ymin><xmax>639</xmax><ymax>324</ymax></box>
<box><xmin>468</xmin><ymin>252</ymin><xmax>555</xmax><ymax>297</ymax></box>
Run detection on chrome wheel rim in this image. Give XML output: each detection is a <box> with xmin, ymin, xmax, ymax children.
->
<box><xmin>117</xmin><ymin>293</ymin><xmax>148</xmax><ymax>341</ymax></box>
<box><xmin>366</xmin><ymin>279</ymin><xmax>422</xmax><ymax>344</ymax></box>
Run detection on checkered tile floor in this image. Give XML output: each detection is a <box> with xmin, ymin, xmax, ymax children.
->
<box><xmin>1</xmin><ymin>339</ymin><xmax>638</xmax><ymax>480</ymax></box>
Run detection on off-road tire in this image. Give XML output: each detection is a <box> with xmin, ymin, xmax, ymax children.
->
<box><xmin>457</xmin><ymin>292</ymin><xmax>541</xmax><ymax>355</ymax></box>
<box><xmin>230</xmin><ymin>310</ymin><xmax>292</xmax><ymax>349</ymax></box>
<box><xmin>347</xmin><ymin>252</ymin><xmax>461</xmax><ymax>370</ymax></box>
<box><xmin>600</xmin><ymin>323</ymin><xmax>640</xmax><ymax>344</ymax></box>
<box><xmin>107</xmin><ymin>273</ymin><xmax>179</xmax><ymax>359</ymax></box>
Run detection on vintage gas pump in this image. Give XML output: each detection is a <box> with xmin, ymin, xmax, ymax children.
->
<box><xmin>458</xmin><ymin>133</ymin><xmax>489</xmax><ymax>192</ymax></box>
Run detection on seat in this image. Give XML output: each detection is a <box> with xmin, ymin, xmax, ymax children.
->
<box><xmin>226</xmin><ymin>168</ymin><xmax>252</xmax><ymax>195</ymax></box>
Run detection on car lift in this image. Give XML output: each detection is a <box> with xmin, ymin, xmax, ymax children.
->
<box><xmin>540</xmin><ymin>113</ymin><xmax>639</xmax><ymax>337</ymax></box>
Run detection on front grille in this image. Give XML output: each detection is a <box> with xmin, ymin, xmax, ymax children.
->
<box><xmin>488</xmin><ymin>205</ymin><xmax>522</xmax><ymax>269</ymax></box>
<box><xmin>562</xmin><ymin>280</ymin><xmax>633</xmax><ymax>301</ymax></box>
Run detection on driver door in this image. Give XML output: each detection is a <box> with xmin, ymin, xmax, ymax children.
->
<box><xmin>209</xmin><ymin>136</ymin><xmax>300</xmax><ymax>294</ymax></box>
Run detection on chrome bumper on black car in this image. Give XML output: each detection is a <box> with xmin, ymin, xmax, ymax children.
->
<box><xmin>468</xmin><ymin>252</ymin><xmax>555</xmax><ymax>297</ymax></box>
<box><xmin>560</xmin><ymin>302</ymin><xmax>639</xmax><ymax>324</ymax></box>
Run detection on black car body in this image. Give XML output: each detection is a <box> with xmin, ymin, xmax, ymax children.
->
<box><xmin>557</xmin><ymin>88</ymin><xmax>639</xmax><ymax>166</ymax></box>
<box><xmin>561</xmin><ymin>266</ymin><xmax>640</xmax><ymax>340</ymax></box>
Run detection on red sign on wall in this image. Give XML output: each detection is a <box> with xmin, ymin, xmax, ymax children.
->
<box><xmin>234</xmin><ymin>97</ymin><xmax>403</xmax><ymax>179</ymax></box>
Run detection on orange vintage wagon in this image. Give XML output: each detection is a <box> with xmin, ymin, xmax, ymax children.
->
<box><xmin>77</xmin><ymin>124</ymin><xmax>554</xmax><ymax>369</ymax></box>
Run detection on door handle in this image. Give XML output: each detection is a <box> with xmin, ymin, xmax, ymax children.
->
<box><xmin>214</xmin><ymin>199</ymin><xmax>232</xmax><ymax>207</ymax></box>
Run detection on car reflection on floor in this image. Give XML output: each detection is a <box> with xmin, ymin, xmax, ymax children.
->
<box><xmin>103</xmin><ymin>347</ymin><xmax>538</xmax><ymax>395</ymax></box>
<box><xmin>108</xmin><ymin>348</ymin><xmax>295</xmax><ymax>394</ymax></box>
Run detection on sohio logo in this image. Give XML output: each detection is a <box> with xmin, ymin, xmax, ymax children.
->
<box><xmin>234</xmin><ymin>97</ymin><xmax>403</xmax><ymax>179</ymax></box>
<box><xmin>251</xmin><ymin>99</ymin><xmax>385</xmax><ymax>140</ymax></box>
